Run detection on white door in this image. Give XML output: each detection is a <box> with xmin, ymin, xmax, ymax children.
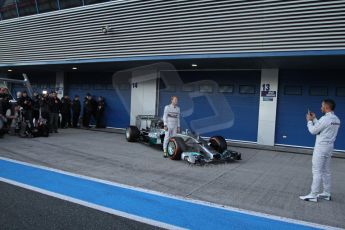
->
<box><xmin>130</xmin><ymin>70</ymin><xmax>157</xmax><ymax>126</ymax></box>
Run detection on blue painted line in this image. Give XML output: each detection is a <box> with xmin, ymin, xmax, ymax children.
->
<box><xmin>0</xmin><ymin>159</ymin><xmax>321</xmax><ymax>230</ymax></box>
<box><xmin>1</xmin><ymin>49</ymin><xmax>345</xmax><ymax>67</ymax></box>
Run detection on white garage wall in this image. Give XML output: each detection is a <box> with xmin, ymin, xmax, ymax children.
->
<box><xmin>257</xmin><ymin>69</ymin><xmax>279</xmax><ymax>146</ymax></box>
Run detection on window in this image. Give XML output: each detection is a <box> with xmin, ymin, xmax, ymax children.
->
<box><xmin>94</xmin><ymin>84</ymin><xmax>105</xmax><ymax>90</ymax></box>
<box><xmin>59</xmin><ymin>0</ymin><xmax>82</xmax><ymax>10</ymax></box>
<box><xmin>182</xmin><ymin>85</ymin><xmax>194</xmax><ymax>92</ymax></box>
<box><xmin>0</xmin><ymin>0</ymin><xmax>114</xmax><ymax>20</ymax></box>
<box><xmin>81</xmin><ymin>84</ymin><xmax>90</xmax><ymax>90</ymax></box>
<box><xmin>284</xmin><ymin>86</ymin><xmax>302</xmax><ymax>95</ymax></box>
<box><xmin>48</xmin><ymin>83</ymin><xmax>56</xmax><ymax>89</ymax></box>
<box><xmin>84</xmin><ymin>0</ymin><xmax>110</xmax><ymax>5</ymax></box>
<box><xmin>336</xmin><ymin>87</ymin><xmax>345</xmax><ymax>97</ymax></box>
<box><xmin>163</xmin><ymin>84</ymin><xmax>176</xmax><ymax>92</ymax></box>
<box><xmin>119</xmin><ymin>83</ymin><xmax>130</xmax><ymax>90</ymax></box>
<box><xmin>219</xmin><ymin>85</ymin><xmax>234</xmax><ymax>93</ymax></box>
<box><xmin>0</xmin><ymin>0</ymin><xmax>18</xmax><ymax>20</ymax></box>
<box><xmin>309</xmin><ymin>87</ymin><xmax>328</xmax><ymax>96</ymax></box>
<box><xmin>106</xmin><ymin>84</ymin><xmax>114</xmax><ymax>90</ymax></box>
<box><xmin>199</xmin><ymin>84</ymin><xmax>213</xmax><ymax>93</ymax></box>
<box><xmin>17</xmin><ymin>0</ymin><xmax>37</xmax><ymax>17</ymax></box>
<box><xmin>36</xmin><ymin>0</ymin><xmax>59</xmax><ymax>13</ymax></box>
<box><xmin>239</xmin><ymin>85</ymin><xmax>255</xmax><ymax>94</ymax></box>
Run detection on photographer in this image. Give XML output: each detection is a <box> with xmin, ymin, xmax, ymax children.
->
<box><xmin>18</xmin><ymin>91</ymin><xmax>33</xmax><ymax>127</ymax></box>
<box><xmin>0</xmin><ymin>87</ymin><xmax>12</xmax><ymax>135</ymax></box>
<box><xmin>0</xmin><ymin>113</ymin><xmax>6</xmax><ymax>138</ymax></box>
<box><xmin>5</xmin><ymin>104</ymin><xmax>21</xmax><ymax>136</ymax></box>
<box><xmin>32</xmin><ymin>92</ymin><xmax>40</xmax><ymax>126</ymax></box>
<box><xmin>0</xmin><ymin>87</ymin><xmax>11</xmax><ymax>116</ymax></box>
<box><xmin>40</xmin><ymin>91</ymin><xmax>50</xmax><ymax>121</ymax></box>
<box><xmin>48</xmin><ymin>92</ymin><xmax>61</xmax><ymax>133</ymax></box>
<box><xmin>300</xmin><ymin>99</ymin><xmax>341</xmax><ymax>202</ymax></box>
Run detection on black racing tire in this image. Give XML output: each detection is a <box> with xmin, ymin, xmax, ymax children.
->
<box><xmin>167</xmin><ymin>137</ymin><xmax>186</xmax><ymax>160</ymax></box>
<box><xmin>125</xmin><ymin>126</ymin><xmax>140</xmax><ymax>142</ymax></box>
<box><xmin>209</xmin><ymin>136</ymin><xmax>227</xmax><ymax>153</ymax></box>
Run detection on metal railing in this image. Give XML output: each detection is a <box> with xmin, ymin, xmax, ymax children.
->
<box><xmin>0</xmin><ymin>73</ymin><xmax>33</xmax><ymax>97</ymax></box>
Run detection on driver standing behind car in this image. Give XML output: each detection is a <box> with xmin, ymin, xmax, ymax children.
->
<box><xmin>163</xmin><ymin>96</ymin><xmax>180</xmax><ymax>157</ymax></box>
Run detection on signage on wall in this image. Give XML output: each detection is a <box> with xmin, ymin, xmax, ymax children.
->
<box><xmin>57</xmin><ymin>87</ymin><xmax>64</xmax><ymax>99</ymax></box>
<box><xmin>261</xmin><ymin>83</ymin><xmax>276</xmax><ymax>101</ymax></box>
<box><xmin>261</xmin><ymin>91</ymin><xmax>276</xmax><ymax>97</ymax></box>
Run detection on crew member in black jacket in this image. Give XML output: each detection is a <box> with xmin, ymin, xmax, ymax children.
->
<box><xmin>32</xmin><ymin>92</ymin><xmax>40</xmax><ymax>126</ymax></box>
<box><xmin>61</xmin><ymin>95</ymin><xmax>71</xmax><ymax>128</ymax></box>
<box><xmin>48</xmin><ymin>92</ymin><xmax>61</xmax><ymax>133</ymax></box>
<box><xmin>96</xmin><ymin>96</ymin><xmax>105</xmax><ymax>128</ymax></box>
<box><xmin>18</xmin><ymin>91</ymin><xmax>33</xmax><ymax>127</ymax></box>
<box><xmin>40</xmin><ymin>92</ymin><xmax>50</xmax><ymax>121</ymax></box>
<box><xmin>72</xmin><ymin>95</ymin><xmax>81</xmax><ymax>128</ymax></box>
<box><xmin>82</xmin><ymin>93</ymin><xmax>94</xmax><ymax>128</ymax></box>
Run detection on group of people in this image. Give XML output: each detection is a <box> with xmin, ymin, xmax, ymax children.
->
<box><xmin>0</xmin><ymin>87</ymin><xmax>106</xmax><ymax>137</ymax></box>
<box><xmin>82</xmin><ymin>93</ymin><xmax>106</xmax><ymax>129</ymax></box>
<box><xmin>1</xmin><ymin>87</ymin><xmax>342</xmax><ymax>203</ymax></box>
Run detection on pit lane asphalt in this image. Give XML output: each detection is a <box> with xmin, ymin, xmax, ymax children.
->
<box><xmin>0</xmin><ymin>128</ymin><xmax>344</xmax><ymax>229</ymax></box>
<box><xmin>0</xmin><ymin>181</ymin><xmax>163</xmax><ymax>230</ymax></box>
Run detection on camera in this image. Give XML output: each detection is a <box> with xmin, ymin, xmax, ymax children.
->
<box><xmin>101</xmin><ymin>25</ymin><xmax>112</xmax><ymax>34</ymax></box>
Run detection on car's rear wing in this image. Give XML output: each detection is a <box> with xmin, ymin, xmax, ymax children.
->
<box><xmin>135</xmin><ymin>115</ymin><xmax>162</xmax><ymax>130</ymax></box>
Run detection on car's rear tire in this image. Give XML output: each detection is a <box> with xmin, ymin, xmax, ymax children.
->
<box><xmin>126</xmin><ymin>126</ymin><xmax>140</xmax><ymax>142</ymax></box>
<box><xmin>167</xmin><ymin>137</ymin><xmax>186</xmax><ymax>160</ymax></box>
<box><xmin>209</xmin><ymin>136</ymin><xmax>227</xmax><ymax>153</ymax></box>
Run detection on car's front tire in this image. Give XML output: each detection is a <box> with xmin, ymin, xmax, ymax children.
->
<box><xmin>209</xmin><ymin>136</ymin><xmax>227</xmax><ymax>153</ymax></box>
<box><xmin>126</xmin><ymin>126</ymin><xmax>140</xmax><ymax>142</ymax></box>
<box><xmin>167</xmin><ymin>137</ymin><xmax>186</xmax><ymax>160</ymax></box>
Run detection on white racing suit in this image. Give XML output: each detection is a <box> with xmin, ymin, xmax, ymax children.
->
<box><xmin>307</xmin><ymin>112</ymin><xmax>340</xmax><ymax>195</ymax></box>
<box><xmin>163</xmin><ymin>104</ymin><xmax>180</xmax><ymax>152</ymax></box>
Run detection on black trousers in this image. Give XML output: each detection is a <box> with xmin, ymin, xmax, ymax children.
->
<box><xmin>23</xmin><ymin>110</ymin><xmax>33</xmax><ymax>127</ymax></box>
<box><xmin>83</xmin><ymin>112</ymin><xmax>91</xmax><ymax>127</ymax></box>
<box><xmin>49</xmin><ymin>113</ymin><xmax>59</xmax><ymax>132</ymax></box>
<box><xmin>96</xmin><ymin>111</ymin><xmax>104</xmax><ymax>128</ymax></box>
<box><xmin>61</xmin><ymin>112</ymin><xmax>71</xmax><ymax>128</ymax></box>
<box><xmin>72</xmin><ymin>112</ymin><xmax>80</xmax><ymax>127</ymax></box>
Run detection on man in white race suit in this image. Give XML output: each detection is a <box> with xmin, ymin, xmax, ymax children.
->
<box><xmin>163</xmin><ymin>96</ymin><xmax>180</xmax><ymax>157</ymax></box>
<box><xmin>300</xmin><ymin>99</ymin><xmax>340</xmax><ymax>202</ymax></box>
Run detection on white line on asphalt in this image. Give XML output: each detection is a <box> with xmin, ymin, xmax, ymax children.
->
<box><xmin>0</xmin><ymin>177</ymin><xmax>185</xmax><ymax>230</ymax></box>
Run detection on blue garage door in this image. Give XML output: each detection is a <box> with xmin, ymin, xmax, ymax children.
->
<box><xmin>276</xmin><ymin>70</ymin><xmax>345</xmax><ymax>151</ymax></box>
<box><xmin>159</xmin><ymin>70</ymin><xmax>260</xmax><ymax>142</ymax></box>
<box><xmin>66</xmin><ymin>72</ymin><xmax>130</xmax><ymax>128</ymax></box>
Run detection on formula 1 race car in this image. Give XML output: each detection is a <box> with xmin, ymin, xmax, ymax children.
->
<box><xmin>166</xmin><ymin>133</ymin><xmax>241</xmax><ymax>165</ymax></box>
<box><xmin>125</xmin><ymin>115</ymin><xmax>241</xmax><ymax>165</ymax></box>
<box><xmin>126</xmin><ymin>115</ymin><xmax>165</xmax><ymax>145</ymax></box>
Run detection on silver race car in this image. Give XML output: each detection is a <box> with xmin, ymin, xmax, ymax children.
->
<box><xmin>125</xmin><ymin>115</ymin><xmax>241</xmax><ymax>165</ymax></box>
<box><xmin>166</xmin><ymin>132</ymin><xmax>241</xmax><ymax>165</ymax></box>
<box><xmin>126</xmin><ymin>115</ymin><xmax>165</xmax><ymax>145</ymax></box>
